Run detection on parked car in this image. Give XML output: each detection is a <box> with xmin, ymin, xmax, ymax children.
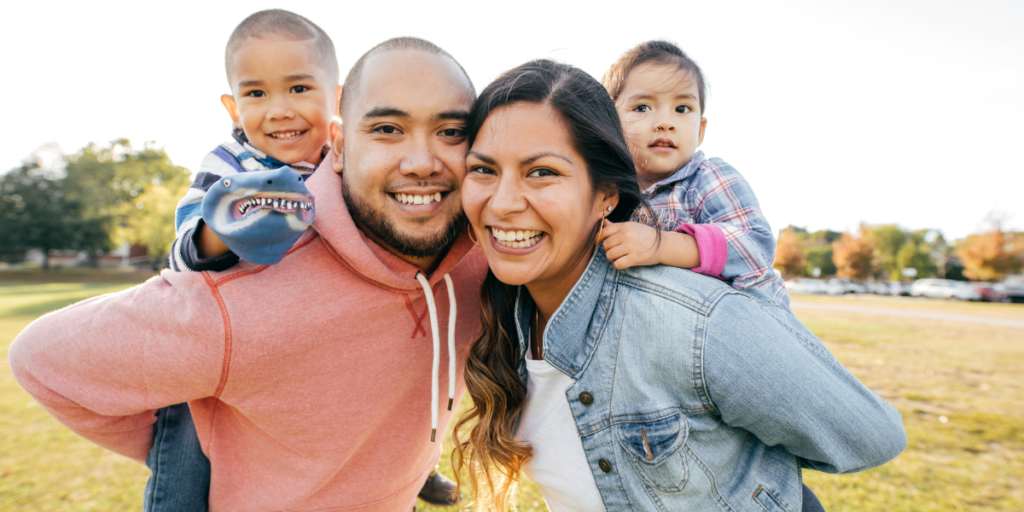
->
<box><xmin>785</xmin><ymin>278</ymin><xmax>828</xmax><ymax>295</ymax></box>
<box><xmin>967</xmin><ymin>282</ymin><xmax>1008</xmax><ymax>303</ymax></box>
<box><xmin>994</xmin><ymin>275</ymin><xmax>1024</xmax><ymax>303</ymax></box>
<box><xmin>868</xmin><ymin>282</ymin><xmax>892</xmax><ymax>295</ymax></box>
<box><xmin>889</xmin><ymin>282</ymin><xmax>913</xmax><ymax>296</ymax></box>
<box><xmin>911</xmin><ymin>279</ymin><xmax>982</xmax><ymax>301</ymax></box>
<box><xmin>826</xmin><ymin>278</ymin><xmax>853</xmax><ymax>295</ymax></box>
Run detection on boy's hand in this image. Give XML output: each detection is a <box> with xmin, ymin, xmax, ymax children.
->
<box><xmin>600</xmin><ymin>220</ymin><xmax>663</xmax><ymax>269</ymax></box>
<box><xmin>599</xmin><ymin>219</ymin><xmax>701</xmax><ymax>270</ymax></box>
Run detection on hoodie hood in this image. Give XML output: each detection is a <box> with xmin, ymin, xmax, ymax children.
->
<box><xmin>305</xmin><ymin>153</ymin><xmax>476</xmax><ymax>292</ymax></box>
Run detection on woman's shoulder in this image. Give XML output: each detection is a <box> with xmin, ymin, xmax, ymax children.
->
<box><xmin>615</xmin><ymin>264</ymin><xmax>733</xmax><ymax>310</ymax></box>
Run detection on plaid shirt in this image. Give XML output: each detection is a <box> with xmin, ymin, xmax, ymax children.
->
<box><xmin>633</xmin><ymin>151</ymin><xmax>791</xmax><ymax>312</ymax></box>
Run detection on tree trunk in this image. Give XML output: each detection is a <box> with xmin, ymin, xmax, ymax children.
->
<box><xmin>42</xmin><ymin>249</ymin><xmax>50</xmax><ymax>271</ymax></box>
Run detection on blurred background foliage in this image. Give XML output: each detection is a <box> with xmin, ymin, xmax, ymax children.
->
<box><xmin>0</xmin><ymin>141</ymin><xmax>190</xmax><ymax>269</ymax></box>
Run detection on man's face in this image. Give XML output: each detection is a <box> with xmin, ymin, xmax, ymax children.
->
<box><xmin>333</xmin><ymin>49</ymin><xmax>474</xmax><ymax>261</ymax></box>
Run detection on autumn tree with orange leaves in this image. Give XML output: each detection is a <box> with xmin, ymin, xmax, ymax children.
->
<box><xmin>774</xmin><ymin>227</ymin><xmax>806</xmax><ymax>278</ymax></box>
<box><xmin>832</xmin><ymin>225</ymin><xmax>880</xmax><ymax>280</ymax></box>
<box><xmin>957</xmin><ymin>220</ymin><xmax>1024</xmax><ymax>282</ymax></box>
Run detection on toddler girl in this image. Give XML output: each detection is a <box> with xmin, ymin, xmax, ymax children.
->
<box><xmin>599</xmin><ymin>40</ymin><xmax>791</xmax><ymax>311</ymax></box>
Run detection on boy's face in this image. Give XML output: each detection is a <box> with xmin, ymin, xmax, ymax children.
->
<box><xmin>616</xmin><ymin>62</ymin><xmax>707</xmax><ymax>186</ymax></box>
<box><xmin>223</xmin><ymin>37</ymin><xmax>340</xmax><ymax>166</ymax></box>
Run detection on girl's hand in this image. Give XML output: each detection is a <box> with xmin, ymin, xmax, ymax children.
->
<box><xmin>599</xmin><ymin>220</ymin><xmax>663</xmax><ymax>269</ymax></box>
<box><xmin>599</xmin><ymin>219</ymin><xmax>701</xmax><ymax>270</ymax></box>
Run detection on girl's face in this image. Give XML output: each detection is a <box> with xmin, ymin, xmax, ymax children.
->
<box><xmin>463</xmin><ymin>102</ymin><xmax>617</xmax><ymax>290</ymax></box>
<box><xmin>616</xmin><ymin>62</ymin><xmax>707</xmax><ymax>187</ymax></box>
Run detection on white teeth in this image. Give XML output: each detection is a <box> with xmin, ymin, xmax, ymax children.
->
<box><xmin>395</xmin><ymin>193</ymin><xmax>444</xmax><ymax>205</ymax></box>
<box><xmin>490</xmin><ymin>228</ymin><xmax>543</xmax><ymax>247</ymax></box>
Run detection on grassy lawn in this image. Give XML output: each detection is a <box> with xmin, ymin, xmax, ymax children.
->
<box><xmin>2</xmin><ymin>280</ymin><xmax>1022</xmax><ymax>510</ymax></box>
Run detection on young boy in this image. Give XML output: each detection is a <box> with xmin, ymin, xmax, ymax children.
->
<box><xmin>169</xmin><ymin>9</ymin><xmax>339</xmax><ymax>272</ymax></box>
<box><xmin>150</xmin><ymin>10</ymin><xmax>459</xmax><ymax>511</ymax></box>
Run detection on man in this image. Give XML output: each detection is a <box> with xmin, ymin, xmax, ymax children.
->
<box><xmin>10</xmin><ymin>38</ymin><xmax>485</xmax><ymax>511</ymax></box>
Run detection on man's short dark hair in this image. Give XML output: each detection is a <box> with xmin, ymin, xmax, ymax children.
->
<box><xmin>339</xmin><ymin>37</ymin><xmax>475</xmax><ymax>117</ymax></box>
<box><xmin>225</xmin><ymin>9</ymin><xmax>340</xmax><ymax>86</ymax></box>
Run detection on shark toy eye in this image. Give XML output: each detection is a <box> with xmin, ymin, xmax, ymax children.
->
<box><xmin>223</xmin><ymin>179</ymin><xmax>231</xmax><ymax>187</ymax></box>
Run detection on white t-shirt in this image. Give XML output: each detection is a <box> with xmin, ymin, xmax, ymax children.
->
<box><xmin>517</xmin><ymin>342</ymin><xmax>607</xmax><ymax>512</ymax></box>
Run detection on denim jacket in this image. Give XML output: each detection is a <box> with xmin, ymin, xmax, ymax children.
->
<box><xmin>512</xmin><ymin>249</ymin><xmax>906</xmax><ymax>511</ymax></box>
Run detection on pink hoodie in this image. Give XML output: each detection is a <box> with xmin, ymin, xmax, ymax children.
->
<box><xmin>9</xmin><ymin>156</ymin><xmax>487</xmax><ymax>511</ymax></box>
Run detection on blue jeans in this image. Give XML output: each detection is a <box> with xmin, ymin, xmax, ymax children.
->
<box><xmin>144</xmin><ymin>403</ymin><xmax>210</xmax><ymax>512</ymax></box>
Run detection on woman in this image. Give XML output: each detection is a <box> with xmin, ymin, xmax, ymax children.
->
<box><xmin>452</xmin><ymin>60</ymin><xmax>906</xmax><ymax>511</ymax></box>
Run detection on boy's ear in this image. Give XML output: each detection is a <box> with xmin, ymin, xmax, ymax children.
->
<box><xmin>697</xmin><ymin>117</ymin><xmax>707</xmax><ymax>146</ymax></box>
<box><xmin>330</xmin><ymin>117</ymin><xmax>344</xmax><ymax>174</ymax></box>
<box><xmin>221</xmin><ymin>94</ymin><xmax>241</xmax><ymax>128</ymax></box>
<box><xmin>334</xmin><ymin>85</ymin><xmax>343</xmax><ymax>110</ymax></box>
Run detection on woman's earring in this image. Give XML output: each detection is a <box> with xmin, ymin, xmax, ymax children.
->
<box><xmin>595</xmin><ymin>215</ymin><xmax>607</xmax><ymax>251</ymax></box>
<box><xmin>468</xmin><ymin>227</ymin><xmax>481</xmax><ymax>247</ymax></box>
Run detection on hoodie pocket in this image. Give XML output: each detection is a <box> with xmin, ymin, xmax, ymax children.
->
<box><xmin>616</xmin><ymin>413</ymin><xmax>689</xmax><ymax>493</ymax></box>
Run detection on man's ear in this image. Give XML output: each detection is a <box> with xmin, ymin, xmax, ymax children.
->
<box><xmin>221</xmin><ymin>94</ymin><xmax>241</xmax><ymax>128</ymax></box>
<box><xmin>697</xmin><ymin>117</ymin><xmax>707</xmax><ymax>146</ymax></box>
<box><xmin>330</xmin><ymin>117</ymin><xmax>344</xmax><ymax>174</ymax></box>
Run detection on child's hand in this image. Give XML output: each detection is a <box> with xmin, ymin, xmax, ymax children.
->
<box><xmin>599</xmin><ymin>220</ymin><xmax>663</xmax><ymax>270</ymax></box>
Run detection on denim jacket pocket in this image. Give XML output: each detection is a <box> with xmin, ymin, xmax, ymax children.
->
<box><xmin>616</xmin><ymin>413</ymin><xmax>689</xmax><ymax>493</ymax></box>
<box><xmin>753</xmin><ymin>485</ymin><xmax>793</xmax><ymax>512</ymax></box>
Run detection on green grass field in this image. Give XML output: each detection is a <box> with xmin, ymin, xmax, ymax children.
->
<box><xmin>2</xmin><ymin>281</ymin><xmax>1022</xmax><ymax>511</ymax></box>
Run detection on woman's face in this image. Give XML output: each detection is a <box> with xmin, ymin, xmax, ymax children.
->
<box><xmin>463</xmin><ymin>102</ymin><xmax>617</xmax><ymax>289</ymax></box>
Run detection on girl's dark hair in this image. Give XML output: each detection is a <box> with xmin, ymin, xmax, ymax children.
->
<box><xmin>602</xmin><ymin>40</ymin><xmax>708</xmax><ymax>115</ymax></box>
<box><xmin>452</xmin><ymin>59</ymin><xmax>652</xmax><ymax>509</ymax></box>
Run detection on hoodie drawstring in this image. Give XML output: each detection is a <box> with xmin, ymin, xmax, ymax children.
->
<box><xmin>415</xmin><ymin>272</ymin><xmax>457</xmax><ymax>443</ymax></box>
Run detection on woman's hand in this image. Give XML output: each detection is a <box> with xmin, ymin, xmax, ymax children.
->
<box><xmin>600</xmin><ymin>219</ymin><xmax>701</xmax><ymax>270</ymax></box>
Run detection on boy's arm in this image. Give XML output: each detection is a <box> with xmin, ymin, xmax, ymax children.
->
<box><xmin>171</xmin><ymin>153</ymin><xmax>239</xmax><ymax>272</ymax></box>
<box><xmin>690</xmin><ymin>160</ymin><xmax>777</xmax><ymax>288</ymax></box>
<box><xmin>8</xmin><ymin>273</ymin><xmax>227</xmax><ymax>462</ymax></box>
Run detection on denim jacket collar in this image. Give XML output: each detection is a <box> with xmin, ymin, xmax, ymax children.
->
<box><xmin>513</xmin><ymin>247</ymin><xmax>618</xmax><ymax>381</ymax></box>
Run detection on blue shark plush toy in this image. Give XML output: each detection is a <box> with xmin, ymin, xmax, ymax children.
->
<box><xmin>201</xmin><ymin>167</ymin><xmax>315</xmax><ymax>265</ymax></box>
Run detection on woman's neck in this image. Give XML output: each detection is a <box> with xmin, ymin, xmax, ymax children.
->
<box><xmin>526</xmin><ymin>244</ymin><xmax>596</xmax><ymax>341</ymax></box>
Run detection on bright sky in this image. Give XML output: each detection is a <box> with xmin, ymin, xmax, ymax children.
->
<box><xmin>3</xmin><ymin>0</ymin><xmax>1021</xmax><ymax>240</ymax></box>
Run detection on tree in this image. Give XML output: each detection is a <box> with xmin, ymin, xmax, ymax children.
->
<box><xmin>774</xmin><ymin>227</ymin><xmax>806</xmax><ymax>279</ymax></box>
<box><xmin>61</xmin><ymin>140</ymin><xmax>191</xmax><ymax>263</ymax></box>
<box><xmin>806</xmin><ymin>246</ymin><xmax>836</xmax><ymax>277</ymax></box>
<box><xmin>0</xmin><ymin>159</ymin><xmax>108</xmax><ymax>269</ymax></box>
<box><xmin>117</xmin><ymin>185</ymin><xmax>181</xmax><ymax>265</ymax></box>
<box><xmin>895</xmin><ymin>238</ymin><xmax>937</xmax><ymax>279</ymax></box>
<box><xmin>871</xmin><ymin>224</ymin><xmax>907</xmax><ymax>278</ymax></box>
<box><xmin>957</xmin><ymin>219</ymin><xmax>1024</xmax><ymax>282</ymax></box>
<box><xmin>832</xmin><ymin>225</ymin><xmax>879</xmax><ymax>280</ymax></box>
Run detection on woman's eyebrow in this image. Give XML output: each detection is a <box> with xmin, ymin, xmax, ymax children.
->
<box><xmin>522</xmin><ymin>152</ymin><xmax>572</xmax><ymax>166</ymax></box>
<box><xmin>466</xmin><ymin>151</ymin><xmax>495</xmax><ymax>165</ymax></box>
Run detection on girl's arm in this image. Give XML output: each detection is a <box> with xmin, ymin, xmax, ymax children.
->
<box><xmin>702</xmin><ymin>293</ymin><xmax>907</xmax><ymax>473</ymax></box>
<box><xmin>689</xmin><ymin>160</ymin><xmax>776</xmax><ymax>288</ymax></box>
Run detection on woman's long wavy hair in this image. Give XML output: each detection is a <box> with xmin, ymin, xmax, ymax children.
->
<box><xmin>452</xmin><ymin>59</ymin><xmax>651</xmax><ymax>510</ymax></box>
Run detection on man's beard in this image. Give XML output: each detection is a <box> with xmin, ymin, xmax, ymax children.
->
<box><xmin>342</xmin><ymin>173</ymin><xmax>467</xmax><ymax>259</ymax></box>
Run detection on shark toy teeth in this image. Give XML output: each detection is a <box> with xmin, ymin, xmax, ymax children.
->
<box><xmin>201</xmin><ymin>167</ymin><xmax>315</xmax><ymax>265</ymax></box>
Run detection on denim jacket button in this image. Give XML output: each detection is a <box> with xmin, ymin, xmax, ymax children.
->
<box><xmin>579</xmin><ymin>391</ymin><xmax>594</xmax><ymax>405</ymax></box>
<box><xmin>598</xmin><ymin>458</ymin><xmax>612</xmax><ymax>473</ymax></box>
